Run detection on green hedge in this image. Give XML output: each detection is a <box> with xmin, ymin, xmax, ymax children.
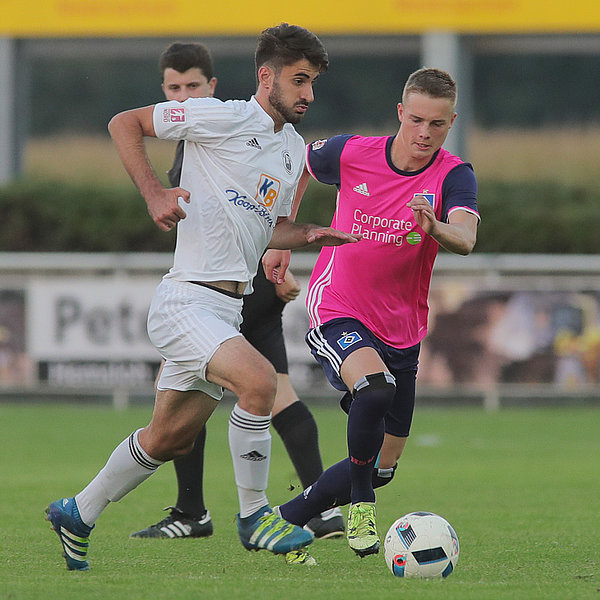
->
<box><xmin>1</xmin><ymin>178</ymin><xmax>599</xmax><ymax>253</ymax></box>
<box><xmin>474</xmin><ymin>181</ymin><xmax>600</xmax><ymax>254</ymax></box>
<box><xmin>0</xmin><ymin>179</ymin><xmax>176</xmax><ymax>252</ymax></box>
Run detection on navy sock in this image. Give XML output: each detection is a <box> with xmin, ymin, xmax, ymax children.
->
<box><xmin>280</xmin><ymin>458</ymin><xmax>350</xmax><ymax>526</ymax></box>
<box><xmin>347</xmin><ymin>373</ymin><xmax>396</xmax><ymax>503</ymax></box>
<box><xmin>174</xmin><ymin>426</ymin><xmax>207</xmax><ymax>519</ymax></box>
<box><xmin>279</xmin><ymin>458</ymin><xmax>398</xmax><ymax>526</ymax></box>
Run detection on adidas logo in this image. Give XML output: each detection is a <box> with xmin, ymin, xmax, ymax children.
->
<box><xmin>240</xmin><ymin>450</ymin><xmax>267</xmax><ymax>461</ymax></box>
<box><xmin>246</xmin><ymin>137</ymin><xmax>262</xmax><ymax>149</ymax></box>
<box><xmin>160</xmin><ymin>521</ymin><xmax>192</xmax><ymax>538</ymax></box>
<box><xmin>353</xmin><ymin>182</ymin><xmax>370</xmax><ymax>196</ymax></box>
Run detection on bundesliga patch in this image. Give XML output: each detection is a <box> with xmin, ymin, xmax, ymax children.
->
<box><xmin>413</xmin><ymin>190</ymin><xmax>435</xmax><ymax>207</ymax></box>
<box><xmin>311</xmin><ymin>139</ymin><xmax>327</xmax><ymax>151</ymax></box>
<box><xmin>337</xmin><ymin>331</ymin><xmax>362</xmax><ymax>350</ymax></box>
<box><xmin>162</xmin><ymin>107</ymin><xmax>186</xmax><ymax>123</ymax></box>
<box><xmin>255</xmin><ymin>174</ymin><xmax>281</xmax><ymax>210</ymax></box>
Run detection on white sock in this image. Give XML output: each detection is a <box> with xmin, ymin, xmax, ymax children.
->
<box><xmin>228</xmin><ymin>403</ymin><xmax>271</xmax><ymax>518</ymax></box>
<box><xmin>75</xmin><ymin>429</ymin><xmax>163</xmax><ymax>526</ymax></box>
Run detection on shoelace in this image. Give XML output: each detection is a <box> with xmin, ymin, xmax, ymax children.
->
<box><xmin>154</xmin><ymin>506</ymin><xmax>195</xmax><ymax>528</ymax></box>
<box><xmin>349</xmin><ymin>506</ymin><xmax>377</xmax><ymax>536</ymax></box>
<box><xmin>258</xmin><ymin>513</ymin><xmax>296</xmax><ymax>536</ymax></box>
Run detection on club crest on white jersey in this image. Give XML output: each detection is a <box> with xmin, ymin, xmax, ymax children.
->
<box><xmin>282</xmin><ymin>150</ymin><xmax>293</xmax><ymax>175</ymax></box>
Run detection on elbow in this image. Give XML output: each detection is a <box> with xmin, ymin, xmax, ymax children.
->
<box><xmin>460</xmin><ymin>235</ymin><xmax>477</xmax><ymax>256</ymax></box>
<box><xmin>448</xmin><ymin>235</ymin><xmax>476</xmax><ymax>256</ymax></box>
<box><xmin>107</xmin><ymin>113</ymin><xmax>122</xmax><ymax>138</ymax></box>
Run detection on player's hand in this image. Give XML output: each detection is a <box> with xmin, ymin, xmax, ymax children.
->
<box><xmin>263</xmin><ymin>249</ymin><xmax>291</xmax><ymax>284</ymax></box>
<box><xmin>306</xmin><ymin>227</ymin><xmax>361</xmax><ymax>246</ymax></box>
<box><xmin>275</xmin><ymin>270</ymin><xmax>301</xmax><ymax>303</ymax></box>
<box><xmin>407</xmin><ymin>195</ymin><xmax>437</xmax><ymax>234</ymax></box>
<box><xmin>146</xmin><ymin>187</ymin><xmax>190</xmax><ymax>232</ymax></box>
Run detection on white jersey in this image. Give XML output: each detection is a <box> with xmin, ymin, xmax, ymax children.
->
<box><xmin>153</xmin><ymin>95</ymin><xmax>306</xmax><ymax>292</ymax></box>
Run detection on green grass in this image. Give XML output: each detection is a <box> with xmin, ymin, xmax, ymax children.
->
<box><xmin>1</xmin><ymin>403</ymin><xmax>598</xmax><ymax>600</ymax></box>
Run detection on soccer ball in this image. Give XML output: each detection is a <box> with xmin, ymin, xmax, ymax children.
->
<box><xmin>383</xmin><ymin>511</ymin><xmax>460</xmax><ymax>579</ymax></box>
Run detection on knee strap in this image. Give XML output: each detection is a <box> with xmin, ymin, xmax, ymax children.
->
<box><xmin>353</xmin><ymin>372</ymin><xmax>396</xmax><ymax>397</ymax></box>
<box><xmin>373</xmin><ymin>462</ymin><xmax>398</xmax><ymax>490</ymax></box>
<box><xmin>341</xmin><ymin>371</ymin><xmax>396</xmax><ymax>415</ymax></box>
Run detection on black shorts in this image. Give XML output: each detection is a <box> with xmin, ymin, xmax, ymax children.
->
<box><xmin>306</xmin><ymin>317</ymin><xmax>419</xmax><ymax>437</ymax></box>
<box><xmin>241</xmin><ymin>262</ymin><xmax>288</xmax><ymax>374</ymax></box>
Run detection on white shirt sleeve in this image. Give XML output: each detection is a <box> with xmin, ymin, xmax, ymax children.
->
<box><xmin>153</xmin><ymin>97</ymin><xmax>243</xmax><ymax>144</ymax></box>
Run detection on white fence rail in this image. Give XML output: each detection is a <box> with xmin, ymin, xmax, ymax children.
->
<box><xmin>1</xmin><ymin>252</ymin><xmax>599</xmax><ymax>409</ymax></box>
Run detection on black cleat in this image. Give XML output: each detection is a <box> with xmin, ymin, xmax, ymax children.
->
<box><xmin>130</xmin><ymin>507</ymin><xmax>213</xmax><ymax>539</ymax></box>
<box><xmin>305</xmin><ymin>507</ymin><xmax>345</xmax><ymax>539</ymax></box>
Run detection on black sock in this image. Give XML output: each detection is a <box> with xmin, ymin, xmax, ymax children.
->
<box><xmin>174</xmin><ymin>426</ymin><xmax>207</xmax><ymax>520</ymax></box>
<box><xmin>272</xmin><ymin>401</ymin><xmax>323</xmax><ymax>489</ymax></box>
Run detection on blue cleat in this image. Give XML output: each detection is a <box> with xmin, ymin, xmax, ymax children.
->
<box><xmin>45</xmin><ymin>498</ymin><xmax>94</xmax><ymax>571</ymax></box>
<box><xmin>237</xmin><ymin>505</ymin><xmax>313</xmax><ymax>555</ymax></box>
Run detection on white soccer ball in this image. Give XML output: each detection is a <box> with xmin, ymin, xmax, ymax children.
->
<box><xmin>383</xmin><ymin>511</ymin><xmax>460</xmax><ymax>579</ymax></box>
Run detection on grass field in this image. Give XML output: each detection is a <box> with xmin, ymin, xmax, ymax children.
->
<box><xmin>1</xmin><ymin>403</ymin><xmax>598</xmax><ymax>600</ymax></box>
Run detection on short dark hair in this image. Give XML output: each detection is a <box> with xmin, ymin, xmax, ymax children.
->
<box><xmin>402</xmin><ymin>68</ymin><xmax>457</xmax><ymax>106</ymax></box>
<box><xmin>255</xmin><ymin>23</ymin><xmax>328</xmax><ymax>74</ymax></box>
<box><xmin>159</xmin><ymin>42</ymin><xmax>214</xmax><ymax>81</ymax></box>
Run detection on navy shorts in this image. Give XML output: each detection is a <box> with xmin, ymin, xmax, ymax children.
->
<box><xmin>306</xmin><ymin>317</ymin><xmax>419</xmax><ymax>437</ymax></box>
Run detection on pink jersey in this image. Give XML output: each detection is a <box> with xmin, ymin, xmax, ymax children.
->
<box><xmin>306</xmin><ymin>135</ymin><xmax>478</xmax><ymax>349</ymax></box>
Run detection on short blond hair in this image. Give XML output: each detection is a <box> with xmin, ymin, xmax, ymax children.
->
<box><xmin>402</xmin><ymin>68</ymin><xmax>457</xmax><ymax>107</ymax></box>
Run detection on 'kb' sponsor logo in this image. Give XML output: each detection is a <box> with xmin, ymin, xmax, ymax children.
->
<box><xmin>255</xmin><ymin>174</ymin><xmax>281</xmax><ymax>210</ymax></box>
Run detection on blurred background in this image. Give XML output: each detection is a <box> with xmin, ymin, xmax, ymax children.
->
<box><xmin>1</xmin><ymin>1</ymin><xmax>599</xmax><ymax>407</ymax></box>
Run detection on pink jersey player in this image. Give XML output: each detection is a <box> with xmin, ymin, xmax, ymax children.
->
<box><xmin>306</xmin><ymin>134</ymin><xmax>479</xmax><ymax>349</ymax></box>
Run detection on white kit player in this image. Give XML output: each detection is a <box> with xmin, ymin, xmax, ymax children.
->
<box><xmin>45</xmin><ymin>23</ymin><xmax>360</xmax><ymax>571</ymax></box>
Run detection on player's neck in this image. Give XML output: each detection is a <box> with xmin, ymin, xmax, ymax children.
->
<box><xmin>254</xmin><ymin>90</ymin><xmax>285</xmax><ymax>132</ymax></box>
<box><xmin>390</xmin><ymin>135</ymin><xmax>431</xmax><ymax>172</ymax></box>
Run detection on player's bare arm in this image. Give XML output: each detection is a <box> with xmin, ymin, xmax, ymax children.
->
<box><xmin>108</xmin><ymin>106</ymin><xmax>190</xmax><ymax>232</ymax></box>
<box><xmin>289</xmin><ymin>166</ymin><xmax>311</xmax><ymax>220</ymax></box>
<box><xmin>262</xmin><ymin>166</ymin><xmax>312</xmax><ymax>283</ymax></box>
<box><xmin>407</xmin><ymin>196</ymin><xmax>478</xmax><ymax>255</ymax></box>
<box><xmin>268</xmin><ymin>218</ymin><xmax>361</xmax><ymax>250</ymax></box>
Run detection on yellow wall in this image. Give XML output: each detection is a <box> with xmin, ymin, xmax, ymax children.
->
<box><xmin>2</xmin><ymin>0</ymin><xmax>599</xmax><ymax>37</ymax></box>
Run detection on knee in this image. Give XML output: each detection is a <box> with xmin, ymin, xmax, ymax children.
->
<box><xmin>351</xmin><ymin>371</ymin><xmax>396</xmax><ymax>413</ymax></box>
<box><xmin>141</xmin><ymin>426</ymin><xmax>197</xmax><ymax>461</ymax></box>
<box><xmin>236</xmin><ymin>363</ymin><xmax>277</xmax><ymax>414</ymax></box>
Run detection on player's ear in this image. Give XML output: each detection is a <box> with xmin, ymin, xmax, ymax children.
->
<box><xmin>397</xmin><ymin>103</ymin><xmax>404</xmax><ymax>122</ymax></box>
<box><xmin>258</xmin><ymin>65</ymin><xmax>275</xmax><ymax>90</ymax></box>
<box><xmin>208</xmin><ymin>77</ymin><xmax>218</xmax><ymax>97</ymax></box>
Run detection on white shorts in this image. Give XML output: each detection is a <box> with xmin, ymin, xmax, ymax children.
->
<box><xmin>147</xmin><ymin>278</ymin><xmax>243</xmax><ymax>400</ymax></box>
